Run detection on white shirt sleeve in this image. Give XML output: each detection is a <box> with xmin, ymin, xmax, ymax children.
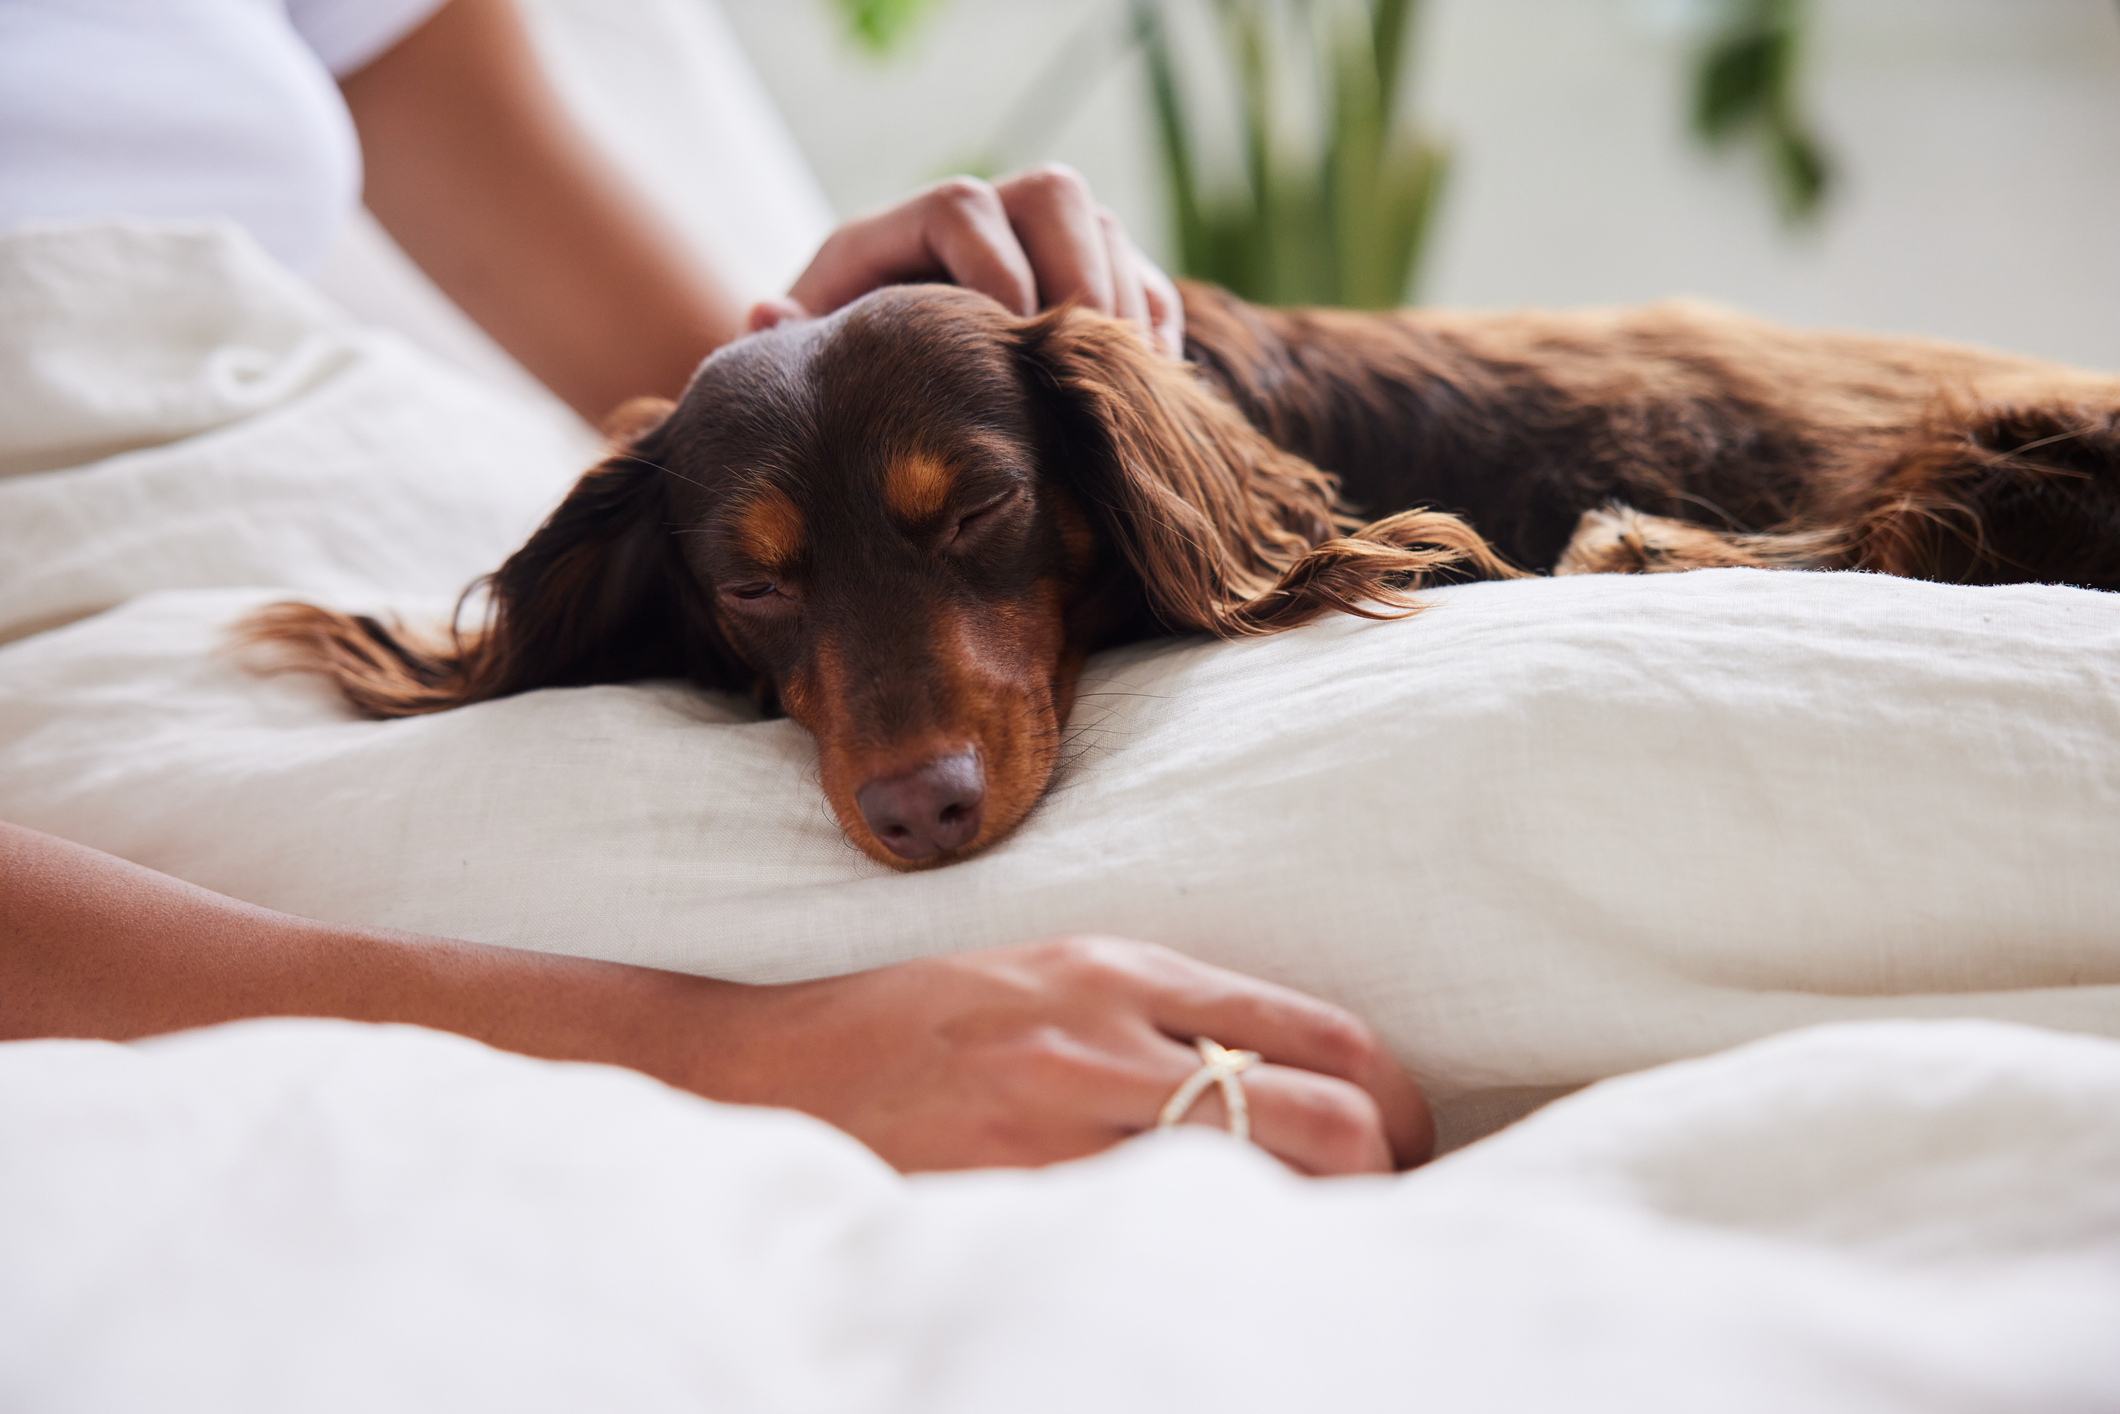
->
<box><xmin>283</xmin><ymin>0</ymin><xmax>452</xmax><ymax>78</ymax></box>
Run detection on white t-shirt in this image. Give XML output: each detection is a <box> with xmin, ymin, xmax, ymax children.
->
<box><xmin>0</xmin><ymin>0</ymin><xmax>446</xmax><ymax>272</ymax></box>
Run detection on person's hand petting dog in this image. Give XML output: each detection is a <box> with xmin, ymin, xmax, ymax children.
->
<box><xmin>750</xmin><ymin>166</ymin><xmax>1185</xmax><ymax>359</ymax></box>
<box><xmin>343</xmin><ymin>0</ymin><xmax>1179</xmax><ymax>425</ymax></box>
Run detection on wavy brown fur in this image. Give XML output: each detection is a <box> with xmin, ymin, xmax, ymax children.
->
<box><xmin>1014</xmin><ymin>304</ymin><xmax>1525</xmax><ymax>639</ymax></box>
<box><xmin>240</xmin><ymin>396</ymin><xmax>745</xmax><ymax>719</ymax></box>
<box><xmin>234</xmin><ymin>601</ymin><xmax>487</xmax><ymax>716</ymax></box>
<box><xmin>1176</xmin><ymin>285</ymin><xmax>2120</xmax><ymax>588</ymax></box>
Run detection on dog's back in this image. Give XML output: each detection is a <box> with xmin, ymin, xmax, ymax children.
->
<box><xmin>1179</xmin><ymin>284</ymin><xmax>2120</xmax><ymax>588</ymax></box>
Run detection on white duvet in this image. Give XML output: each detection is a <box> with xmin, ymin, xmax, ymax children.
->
<box><xmin>4</xmin><ymin>1017</ymin><xmax>2118</xmax><ymax>1413</ymax></box>
<box><xmin>4</xmin><ymin>221</ymin><xmax>2119</xmax><ymax>1410</ymax></box>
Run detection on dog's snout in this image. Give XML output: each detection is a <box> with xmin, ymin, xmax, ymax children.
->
<box><xmin>855</xmin><ymin>751</ymin><xmax>985</xmax><ymax>860</ymax></box>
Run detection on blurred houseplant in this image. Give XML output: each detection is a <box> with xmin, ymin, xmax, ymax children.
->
<box><xmin>826</xmin><ymin>0</ymin><xmax>1447</xmax><ymax>307</ymax></box>
<box><xmin>1690</xmin><ymin>0</ymin><xmax>1831</xmax><ymax>222</ymax></box>
<box><xmin>829</xmin><ymin>0</ymin><xmax>948</xmax><ymax>54</ymax></box>
<box><xmin>1136</xmin><ymin>0</ymin><xmax>1447</xmax><ymax>308</ymax></box>
<box><xmin>823</xmin><ymin>0</ymin><xmax>1829</xmax><ymax>306</ymax></box>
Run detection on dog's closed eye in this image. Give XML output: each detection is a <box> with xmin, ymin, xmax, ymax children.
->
<box><xmin>949</xmin><ymin>488</ymin><xmax>1020</xmax><ymax>546</ymax></box>
<box><xmin>723</xmin><ymin>580</ymin><xmax>796</xmax><ymax>614</ymax></box>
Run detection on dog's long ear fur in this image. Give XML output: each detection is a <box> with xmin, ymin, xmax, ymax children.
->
<box><xmin>238</xmin><ymin>398</ymin><xmax>748</xmax><ymax>717</ymax></box>
<box><xmin>1014</xmin><ymin>306</ymin><xmax>1521</xmax><ymax>637</ymax></box>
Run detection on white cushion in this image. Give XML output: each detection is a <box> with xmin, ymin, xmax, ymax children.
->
<box><xmin>3</xmin><ymin>221</ymin><xmax>2117</xmax><ymax>1145</ymax></box>
<box><xmin>6</xmin><ymin>566</ymin><xmax>2119</xmax><ymax>1144</ymax></box>
<box><xmin>4</xmin><ymin>1016</ymin><xmax>2118</xmax><ymax>1410</ymax></box>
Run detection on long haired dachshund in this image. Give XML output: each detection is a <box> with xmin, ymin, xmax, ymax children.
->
<box><xmin>246</xmin><ymin>283</ymin><xmax>2120</xmax><ymax>868</ymax></box>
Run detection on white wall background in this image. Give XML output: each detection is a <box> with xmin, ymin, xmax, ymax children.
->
<box><xmin>720</xmin><ymin>0</ymin><xmax>2120</xmax><ymax>370</ymax></box>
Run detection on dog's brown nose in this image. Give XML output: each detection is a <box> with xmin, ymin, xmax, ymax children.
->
<box><xmin>856</xmin><ymin>751</ymin><xmax>985</xmax><ymax>860</ymax></box>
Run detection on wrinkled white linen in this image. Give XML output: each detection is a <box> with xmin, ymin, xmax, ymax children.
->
<box><xmin>2</xmin><ymin>221</ymin><xmax>2118</xmax><ymax>1150</ymax></box>
<box><xmin>7</xmin><ymin>214</ymin><xmax>2120</xmax><ymax>1413</ymax></box>
<box><xmin>8</xmin><ymin>572</ymin><xmax>2120</xmax><ymax>1147</ymax></box>
<box><xmin>0</xmin><ymin>220</ymin><xmax>588</xmax><ymax>631</ymax></box>
<box><xmin>3</xmin><ymin>1017</ymin><xmax>2116</xmax><ymax>1413</ymax></box>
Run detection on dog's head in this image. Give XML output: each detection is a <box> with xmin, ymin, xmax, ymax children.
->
<box><xmin>515</xmin><ymin>285</ymin><xmax>1369</xmax><ymax>867</ymax></box>
<box><xmin>253</xmin><ymin>285</ymin><xmax>1505</xmax><ymax>868</ymax></box>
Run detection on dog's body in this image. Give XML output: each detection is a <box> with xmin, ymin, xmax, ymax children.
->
<box><xmin>249</xmin><ymin>283</ymin><xmax>2120</xmax><ymax>868</ymax></box>
<box><xmin>1178</xmin><ymin>284</ymin><xmax>2120</xmax><ymax>584</ymax></box>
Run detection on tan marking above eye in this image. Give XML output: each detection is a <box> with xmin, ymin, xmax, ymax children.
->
<box><xmin>884</xmin><ymin>451</ymin><xmax>957</xmax><ymax>524</ymax></box>
<box><xmin>733</xmin><ymin>485</ymin><xmax>805</xmax><ymax>570</ymax></box>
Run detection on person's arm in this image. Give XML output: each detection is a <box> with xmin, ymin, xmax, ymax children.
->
<box><xmin>341</xmin><ymin>0</ymin><xmax>1181</xmax><ymax>424</ymax></box>
<box><xmin>340</xmin><ymin>0</ymin><xmax>744</xmax><ymax>420</ymax></box>
<box><xmin>1</xmin><ymin>822</ymin><xmax>1430</xmax><ymax>1173</ymax></box>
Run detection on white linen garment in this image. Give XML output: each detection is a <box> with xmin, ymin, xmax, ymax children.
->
<box><xmin>0</xmin><ymin>0</ymin><xmax>445</xmax><ymax>272</ymax></box>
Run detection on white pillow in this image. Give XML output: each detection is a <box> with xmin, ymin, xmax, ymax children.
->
<box><xmin>4</xmin><ymin>220</ymin><xmax>2117</xmax><ymax>1147</ymax></box>
<box><xmin>5</xmin><ymin>567</ymin><xmax>2117</xmax><ymax>1146</ymax></box>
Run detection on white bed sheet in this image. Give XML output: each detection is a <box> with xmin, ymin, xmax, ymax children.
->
<box><xmin>5</xmin><ymin>219</ymin><xmax>2120</xmax><ymax>1412</ymax></box>
<box><xmin>3</xmin><ymin>220</ymin><xmax>2119</xmax><ymax>1147</ymax></box>
<box><xmin>4</xmin><ymin>1016</ymin><xmax>2117</xmax><ymax>1413</ymax></box>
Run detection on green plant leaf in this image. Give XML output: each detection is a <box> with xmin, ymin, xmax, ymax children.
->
<box><xmin>1137</xmin><ymin>0</ymin><xmax>1447</xmax><ymax>308</ymax></box>
<box><xmin>1688</xmin><ymin>0</ymin><xmax>1833</xmax><ymax>222</ymax></box>
<box><xmin>830</xmin><ymin>0</ymin><xmax>947</xmax><ymax>56</ymax></box>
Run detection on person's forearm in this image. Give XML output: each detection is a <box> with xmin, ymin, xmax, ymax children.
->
<box><xmin>340</xmin><ymin>0</ymin><xmax>745</xmax><ymax>422</ymax></box>
<box><xmin>0</xmin><ymin>821</ymin><xmax>736</xmax><ymax>1090</ymax></box>
<box><xmin>0</xmin><ymin>822</ymin><xmax>1428</xmax><ymax>1171</ymax></box>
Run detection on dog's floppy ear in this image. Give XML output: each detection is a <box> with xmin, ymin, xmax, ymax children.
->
<box><xmin>1015</xmin><ymin>306</ymin><xmax>1520</xmax><ymax>636</ymax></box>
<box><xmin>239</xmin><ymin>397</ymin><xmax>750</xmax><ymax>716</ymax></box>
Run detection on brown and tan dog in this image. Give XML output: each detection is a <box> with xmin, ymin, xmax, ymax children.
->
<box><xmin>246</xmin><ymin>282</ymin><xmax>2120</xmax><ymax>868</ymax></box>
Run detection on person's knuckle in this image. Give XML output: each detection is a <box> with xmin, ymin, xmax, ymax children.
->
<box><xmin>1047</xmin><ymin>934</ymin><xmax>1143</xmax><ymax>986</ymax></box>
<box><xmin>1303</xmin><ymin>1007</ymin><xmax>1385</xmax><ymax>1075</ymax></box>
<box><xmin>1290</xmin><ymin>1081</ymin><xmax>1384</xmax><ymax>1163</ymax></box>
<box><xmin>1020</xmin><ymin>935</ymin><xmax>1103</xmax><ymax>984</ymax></box>
<box><xmin>1014</xmin><ymin>161</ymin><xmax>1091</xmax><ymax>207</ymax></box>
<box><xmin>1011</xmin><ymin>1023</ymin><xmax>1081</xmax><ymax>1072</ymax></box>
<box><xmin>927</xmin><ymin>175</ymin><xmax>1001</xmax><ymax>220</ymax></box>
<box><xmin>980</xmin><ymin>1024</ymin><xmax>1080</xmax><ymax>1099</ymax></box>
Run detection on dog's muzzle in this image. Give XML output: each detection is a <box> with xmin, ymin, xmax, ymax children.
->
<box><xmin>855</xmin><ymin>750</ymin><xmax>986</xmax><ymax>860</ymax></box>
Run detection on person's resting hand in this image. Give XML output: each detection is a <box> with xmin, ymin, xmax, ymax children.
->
<box><xmin>3</xmin><ymin>823</ymin><xmax>1427</xmax><ymax>1176</ymax></box>
<box><xmin>752</xmin><ymin>164</ymin><xmax>1184</xmax><ymax>358</ymax></box>
<box><xmin>701</xmin><ymin>935</ymin><xmax>1431</xmax><ymax>1174</ymax></box>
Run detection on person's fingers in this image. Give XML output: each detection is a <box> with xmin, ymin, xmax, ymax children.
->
<box><xmin>1118</xmin><ymin>944</ymin><xmax>1433</xmax><ymax>1167</ymax></box>
<box><xmin>916</xmin><ymin>177</ymin><xmax>1040</xmax><ymax>315</ymax></box>
<box><xmin>995</xmin><ymin>163</ymin><xmax>1115</xmax><ymax>317</ymax></box>
<box><xmin>1098</xmin><ymin>207</ymin><xmax>1150</xmax><ymax>335</ymax></box>
<box><xmin>745</xmin><ymin>296</ymin><xmax>808</xmax><ymax>333</ymax></box>
<box><xmin>778</xmin><ymin>167</ymin><xmax>1185</xmax><ymax>358</ymax></box>
<box><xmin>1096</xmin><ymin>209</ymin><xmax>1184</xmax><ymax>358</ymax></box>
<box><xmin>1159</xmin><ymin>1058</ymin><xmax>1396</xmax><ymax>1175</ymax></box>
<box><xmin>1139</xmin><ymin>248</ymin><xmax>1185</xmax><ymax>358</ymax></box>
<box><xmin>787</xmin><ymin>177</ymin><xmax>1037</xmax><ymax>319</ymax></box>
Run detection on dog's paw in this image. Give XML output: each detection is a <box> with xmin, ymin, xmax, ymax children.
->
<box><xmin>1555</xmin><ymin>505</ymin><xmax>1787</xmax><ymax>576</ymax></box>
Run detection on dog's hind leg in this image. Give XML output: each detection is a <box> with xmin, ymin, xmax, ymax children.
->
<box><xmin>1553</xmin><ymin>503</ymin><xmax>1844</xmax><ymax>577</ymax></box>
<box><xmin>1848</xmin><ymin>406</ymin><xmax>2120</xmax><ymax>591</ymax></box>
